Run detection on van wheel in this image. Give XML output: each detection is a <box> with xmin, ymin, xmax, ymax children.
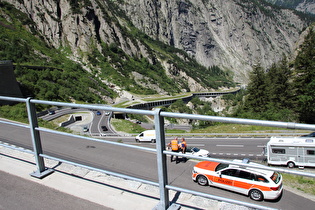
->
<box><xmin>151</xmin><ymin>139</ymin><xmax>156</xmax><ymax>143</ymax></box>
<box><xmin>197</xmin><ymin>175</ymin><xmax>208</xmax><ymax>186</ymax></box>
<box><xmin>287</xmin><ymin>162</ymin><xmax>295</xmax><ymax>168</ymax></box>
<box><xmin>249</xmin><ymin>189</ymin><xmax>263</xmax><ymax>201</ymax></box>
<box><xmin>135</xmin><ymin>139</ymin><xmax>139</xmax><ymax>143</ymax></box>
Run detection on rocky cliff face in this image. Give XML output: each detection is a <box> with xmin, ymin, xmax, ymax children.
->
<box><xmin>265</xmin><ymin>0</ymin><xmax>315</xmax><ymax>14</ymax></box>
<box><xmin>2</xmin><ymin>0</ymin><xmax>311</xmax><ymax>85</ymax></box>
<box><xmin>118</xmin><ymin>0</ymin><xmax>309</xmax><ymax>83</ymax></box>
<box><xmin>5</xmin><ymin>0</ymin><xmax>143</xmax><ymax>61</ymax></box>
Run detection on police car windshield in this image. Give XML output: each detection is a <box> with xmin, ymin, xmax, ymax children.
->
<box><xmin>215</xmin><ymin>163</ymin><xmax>229</xmax><ymax>172</ymax></box>
<box><xmin>270</xmin><ymin>172</ymin><xmax>281</xmax><ymax>184</ymax></box>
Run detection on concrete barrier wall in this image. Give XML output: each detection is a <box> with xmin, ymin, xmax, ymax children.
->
<box><xmin>0</xmin><ymin>60</ymin><xmax>23</xmax><ymax>105</ymax></box>
<box><xmin>60</xmin><ymin>115</ymin><xmax>75</xmax><ymax>127</ymax></box>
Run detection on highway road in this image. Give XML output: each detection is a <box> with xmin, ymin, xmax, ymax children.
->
<box><xmin>1</xmin><ymin>121</ymin><xmax>315</xmax><ymax>210</ymax></box>
<box><xmin>88</xmin><ymin>110</ymin><xmax>112</xmax><ymax>135</ymax></box>
<box><xmin>107</xmin><ymin>136</ymin><xmax>268</xmax><ymax>161</ymax></box>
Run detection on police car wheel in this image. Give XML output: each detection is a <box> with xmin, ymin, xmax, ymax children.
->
<box><xmin>249</xmin><ymin>189</ymin><xmax>263</xmax><ymax>201</ymax></box>
<box><xmin>197</xmin><ymin>175</ymin><xmax>208</xmax><ymax>186</ymax></box>
<box><xmin>151</xmin><ymin>139</ymin><xmax>156</xmax><ymax>143</ymax></box>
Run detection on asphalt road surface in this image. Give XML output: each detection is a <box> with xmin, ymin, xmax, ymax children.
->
<box><xmin>1</xmin><ymin>122</ymin><xmax>315</xmax><ymax>210</ymax></box>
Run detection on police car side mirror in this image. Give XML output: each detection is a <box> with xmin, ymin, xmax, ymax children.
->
<box><xmin>217</xmin><ymin>172</ymin><xmax>222</xmax><ymax>178</ymax></box>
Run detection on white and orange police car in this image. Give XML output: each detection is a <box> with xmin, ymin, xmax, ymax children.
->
<box><xmin>192</xmin><ymin>159</ymin><xmax>283</xmax><ymax>201</ymax></box>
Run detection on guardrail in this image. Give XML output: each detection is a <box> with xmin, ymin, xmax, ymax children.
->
<box><xmin>1</xmin><ymin>96</ymin><xmax>315</xmax><ymax>210</ymax></box>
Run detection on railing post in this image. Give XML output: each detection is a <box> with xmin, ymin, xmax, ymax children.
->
<box><xmin>154</xmin><ymin>108</ymin><xmax>170</xmax><ymax>209</ymax></box>
<box><xmin>26</xmin><ymin>97</ymin><xmax>53</xmax><ymax>178</ymax></box>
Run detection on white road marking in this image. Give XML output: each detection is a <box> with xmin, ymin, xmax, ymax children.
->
<box><xmin>189</xmin><ymin>144</ymin><xmax>205</xmax><ymax>147</ymax></box>
<box><xmin>216</xmin><ymin>145</ymin><xmax>244</xmax><ymax>147</ymax></box>
<box><xmin>209</xmin><ymin>153</ymin><xmax>263</xmax><ymax>157</ymax></box>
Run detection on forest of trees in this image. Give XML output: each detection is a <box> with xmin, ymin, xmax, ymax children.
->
<box><xmin>232</xmin><ymin>26</ymin><xmax>315</xmax><ymax>124</ymax></box>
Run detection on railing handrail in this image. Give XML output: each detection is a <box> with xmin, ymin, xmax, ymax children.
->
<box><xmin>1</xmin><ymin>95</ymin><xmax>315</xmax><ymax>210</ymax></box>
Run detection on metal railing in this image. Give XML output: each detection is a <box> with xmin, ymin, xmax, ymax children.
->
<box><xmin>1</xmin><ymin>96</ymin><xmax>315</xmax><ymax>210</ymax></box>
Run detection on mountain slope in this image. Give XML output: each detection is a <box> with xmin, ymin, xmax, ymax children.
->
<box><xmin>118</xmin><ymin>0</ymin><xmax>312</xmax><ymax>83</ymax></box>
<box><xmin>265</xmin><ymin>0</ymin><xmax>315</xmax><ymax>14</ymax></box>
<box><xmin>0</xmin><ymin>0</ymin><xmax>314</xmax><ymax>102</ymax></box>
<box><xmin>0</xmin><ymin>0</ymin><xmax>234</xmax><ymax>102</ymax></box>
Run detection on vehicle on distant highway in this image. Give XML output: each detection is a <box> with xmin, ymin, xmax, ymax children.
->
<box><xmin>48</xmin><ymin>110</ymin><xmax>55</xmax><ymax>115</ymax></box>
<box><xmin>185</xmin><ymin>147</ymin><xmax>210</xmax><ymax>157</ymax></box>
<box><xmin>96</xmin><ymin>111</ymin><xmax>101</xmax><ymax>115</ymax></box>
<box><xmin>192</xmin><ymin>159</ymin><xmax>283</xmax><ymax>201</ymax></box>
<box><xmin>83</xmin><ymin>126</ymin><xmax>89</xmax><ymax>132</ymax></box>
<box><xmin>101</xmin><ymin>126</ymin><xmax>108</xmax><ymax>131</ymax></box>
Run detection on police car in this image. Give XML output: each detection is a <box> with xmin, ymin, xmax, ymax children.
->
<box><xmin>192</xmin><ymin>159</ymin><xmax>283</xmax><ymax>201</ymax></box>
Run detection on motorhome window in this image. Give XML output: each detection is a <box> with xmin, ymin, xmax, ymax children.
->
<box><xmin>307</xmin><ymin>150</ymin><xmax>315</xmax><ymax>155</ymax></box>
<box><xmin>272</xmin><ymin>149</ymin><xmax>285</xmax><ymax>154</ymax></box>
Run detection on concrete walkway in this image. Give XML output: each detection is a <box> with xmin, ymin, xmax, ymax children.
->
<box><xmin>0</xmin><ymin>145</ymin><xmax>250</xmax><ymax>210</ymax></box>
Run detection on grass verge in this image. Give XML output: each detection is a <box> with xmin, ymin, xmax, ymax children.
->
<box><xmin>111</xmin><ymin>118</ymin><xmax>145</xmax><ymax>134</ymax></box>
<box><xmin>282</xmin><ymin>173</ymin><xmax>315</xmax><ymax>196</ymax></box>
<box><xmin>192</xmin><ymin>123</ymin><xmax>309</xmax><ymax>134</ymax></box>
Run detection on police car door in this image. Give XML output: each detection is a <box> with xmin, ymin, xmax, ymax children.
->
<box><xmin>232</xmin><ymin>170</ymin><xmax>255</xmax><ymax>195</ymax></box>
<box><xmin>214</xmin><ymin>169</ymin><xmax>238</xmax><ymax>192</ymax></box>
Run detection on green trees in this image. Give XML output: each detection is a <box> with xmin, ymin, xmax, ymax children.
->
<box><xmin>167</xmin><ymin>99</ymin><xmax>192</xmax><ymax>114</ymax></box>
<box><xmin>266</xmin><ymin>57</ymin><xmax>293</xmax><ymax>109</ymax></box>
<box><xmin>14</xmin><ymin>66</ymin><xmax>115</xmax><ymax>104</ymax></box>
<box><xmin>236</xmin><ymin>26</ymin><xmax>314</xmax><ymax>123</ymax></box>
<box><xmin>293</xmin><ymin>27</ymin><xmax>315</xmax><ymax>123</ymax></box>
<box><xmin>244</xmin><ymin>64</ymin><xmax>268</xmax><ymax>114</ymax></box>
<box><xmin>241</xmin><ymin>58</ymin><xmax>296</xmax><ymax>121</ymax></box>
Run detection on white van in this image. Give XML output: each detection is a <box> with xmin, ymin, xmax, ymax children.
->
<box><xmin>135</xmin><ymin>130</ymin><xmax>156</xmax><ymax>143</ymax></box>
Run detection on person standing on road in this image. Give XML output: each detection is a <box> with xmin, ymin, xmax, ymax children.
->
<box><xmin>168</xmin><ymin>137</ymin><xmax>179</xmax><ymax>163</ymax></box>
<box><xmin>180</xmin><ymin>137</ymin><xmax>187</xmax><ymax>154</ymax></box>
<box><xmin>180</xmin><ymin>137</ymin><xmax>187</xmax><ymax>162</ymax></box>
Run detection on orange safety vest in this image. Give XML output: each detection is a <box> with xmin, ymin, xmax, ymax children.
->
<box><xmin>171</xmin><ymin>139</ymin><xmax>179</xmax><ymax>151</ymax></box>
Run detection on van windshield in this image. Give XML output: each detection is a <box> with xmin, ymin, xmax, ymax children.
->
<box><xmin>270</xmin><ymin>172</ymin><xmax>281</xmax><ymax>184</ymax></box>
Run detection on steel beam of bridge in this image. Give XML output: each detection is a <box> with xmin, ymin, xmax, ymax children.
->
<box><xmin>128</xmin><ymin>90</ymin><xmax>240</xmax><ymax>110</ymax></box>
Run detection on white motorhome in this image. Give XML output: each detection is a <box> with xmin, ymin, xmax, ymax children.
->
<box><xmin>135</xmin><ymin>130</ymin><xmax>156</xmax><ymax>143</ymax></box>
<box><xmin>266</xmin><ymin>136</ymin><xmax>315</xmax><ymax>168</ymax></box>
